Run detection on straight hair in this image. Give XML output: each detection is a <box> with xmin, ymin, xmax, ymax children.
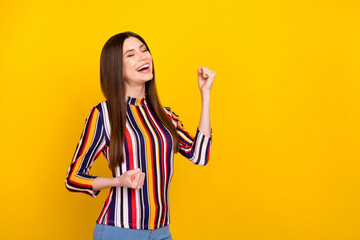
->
<box><xmin>100</xmin><ymin>31</ymin><xmax>179</xmax><ymax>175</ymax></box>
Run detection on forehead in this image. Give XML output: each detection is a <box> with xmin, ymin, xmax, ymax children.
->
<box><xmin>123</xmin><ymin>37</ymin><xmax>144</xmax><ymax>50</ymax></box>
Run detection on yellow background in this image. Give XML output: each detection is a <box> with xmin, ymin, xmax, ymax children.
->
<box><xmin>1</xmin><ymin>0</ymin><xmax>360</xmax><ymax>239</ymax></box>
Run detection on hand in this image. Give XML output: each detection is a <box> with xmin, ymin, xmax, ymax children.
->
<box><xmin>114</xmin><ymin>168</ymin><xmax>145</xmax><ymax>190</ymax></box>
<box><xmin>197</xmin><ymin>66</ymin><xmax>216</xmax><ymax>96</ymax></box>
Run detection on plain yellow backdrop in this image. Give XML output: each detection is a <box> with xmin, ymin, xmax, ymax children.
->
<box><xmin>1</xmin><ymin>0</ymin><xmax>360</xmax><ymax>239</ymax></box>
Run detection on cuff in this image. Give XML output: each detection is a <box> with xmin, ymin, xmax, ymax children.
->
<box><xmin>196</xmin><ymin>127</ymin><xmax>213</xmax><ymax>140</ymax></box>
<box><xmin>88</xmin><ymin>177</ymin><xmax>101</xmax><ymax>197</ymax></box>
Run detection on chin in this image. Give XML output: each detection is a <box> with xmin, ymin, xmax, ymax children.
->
<box><xmin>142</xmin><ymin>74</ymin><xmax>153</xmax><ymax>82</ymax></box>
<box><xmin>129</xmin><ymin>72</ymin><xmax>153</xmax><ymax>84</ymax></box>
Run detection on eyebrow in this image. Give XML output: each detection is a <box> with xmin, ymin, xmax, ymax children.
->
<box><xmin>123</xmin><ymin>44</ymin><xmax>146</xmax><ymax>56</ymax></box>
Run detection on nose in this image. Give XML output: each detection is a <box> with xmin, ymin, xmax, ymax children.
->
<box><xmin>139</xmin><ymin>51</ymin><xmax>147</xmax><ymax>61</ymax></box>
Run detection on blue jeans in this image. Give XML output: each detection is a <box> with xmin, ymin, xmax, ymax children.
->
<box><xmin>93</xmin><ymin>223</ymin><xmax>173</xmax><ymax>240</ymax></box>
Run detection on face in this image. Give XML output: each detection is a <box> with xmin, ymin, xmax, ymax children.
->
<box><xmin>122</xmin><ymin>37</ymin><xmax>153</xmax><ymax>86</ymax></box>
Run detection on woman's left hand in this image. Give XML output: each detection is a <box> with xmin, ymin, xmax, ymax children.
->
<box><xmin>198</xmin><ymin>66</ymin><xmax>216</xmax><ymax>96</ymax></box>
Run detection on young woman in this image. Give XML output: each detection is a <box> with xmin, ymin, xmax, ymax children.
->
<box><xmin>65</xmin><ymin>31</ymin><xmax>215</xmax><ymax>240</ymax></box>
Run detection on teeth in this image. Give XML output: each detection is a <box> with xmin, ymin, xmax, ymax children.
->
<box><xmin>137</xmin><ymin>64</ymin><xmax>149</xmax><ymax>71</ymax></box>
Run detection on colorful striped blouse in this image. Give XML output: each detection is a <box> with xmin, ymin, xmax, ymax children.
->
<box><xmin>65</xmin><ymin>96</ymin><xmax>212</xmax><ymax>230</ymax></box>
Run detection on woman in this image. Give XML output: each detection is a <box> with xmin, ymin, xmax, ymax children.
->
<box><xmin>65</xmin><ymin>31</ymin><xmax>215</xmax><ymax>240</ymax></box>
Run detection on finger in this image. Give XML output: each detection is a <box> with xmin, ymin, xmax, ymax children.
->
<box><xmin>134</xmin><ymin>173</ymin><xmax>141</xmax><ymax>189</ymax></box>
<box><xmin>135</xmin><ymin>173</ymin><xmax>142</xmax><ymax>189</ymax></box>
<box><xmin>202</xmin><ymin>72</ymin><xmax>208</xmax><ymax>79</ymax></box>
<box><xmin>136</xmin><ymin>173</ymin><xmax>144</xmax><ymax>189</ymax></box>
<box><xmin>130</xmin><ymin>172</ymin><xmax>140</xmax><ymax>181</ymax></box>
<box><xmin>201</xmin><ymin>67</ymin><xmax>206</xmax><ymax>78</ymax></box>
<box><xmin>138</xmin><ymin>173</ymin><xmax>145</xmax><ymax>189</ymax></box>
<box><xmin>201</xmin><ymin>67</ymin><xmax>216</xmax><ymax>76</ymax></box>
<box><xmin>208</xmin><ymin>71</ymin><xmax>216</xmax><ymax>78</ymax></box>
<box><xmin>140</xmin><ymin>173</ymin><xmax>145</xmax><ymax>188</ymax></box>
<box><xmin>203</xmin><ymin>71</ymin><xmax>216</xmax><ymax>81</ymax></box>
<box><xmin>132</xmin><ymin>172</ymin><xmax>142</xmax><ymax>187</ymax></box>
<box><xmin>128</xmin><ymin>168</ymin><xmax>141</xmax><ymax>176</ymax></box>
<box><xmin>202</xmin><ymin>67</ymin><xmax>211</xmax><ymax>78</ymax></box>
<box><xmin>202</xmin><ymin>66</ymin><xmax>211</xmax><ymax>73</ymax></box>
<box><xmin>197</xmin><ymin>69</ymin><xmax>203</xmax><ymax>79</ymax></box>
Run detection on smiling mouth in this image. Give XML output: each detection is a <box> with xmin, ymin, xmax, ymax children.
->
<box><xmin>136</xmin><ymin>63</ymin><xmax>151</xmax><ymax>73</ymax></box>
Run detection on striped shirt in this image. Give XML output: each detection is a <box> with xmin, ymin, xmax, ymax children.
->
<box><xmin>65</xmin><ymin>96</ymin><xmax>212</xmax><ymax>230</ymax></box>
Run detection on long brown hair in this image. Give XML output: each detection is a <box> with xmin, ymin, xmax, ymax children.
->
<box><xmin>100</xmin><ymin>31</ymin><xmax>179</xmax><ymax>175</ymax></box>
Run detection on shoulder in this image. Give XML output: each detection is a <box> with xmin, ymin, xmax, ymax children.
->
<box><xmin>94</xmin><ymin>100</ymin><xmax>108</xmax><ymax>113</ymax></box>
<box><xmin>84</xmin><ymin>101</ymin><xmax>108</xmax><ymax>120</ymax></box>
<box><xmin>162</xmin><ymin>106</ymin><xmax>180</xmax><ymax>121</ymax></box>
<box><xmin>162</xmin><ymin>106</ymin><xmax>172</xmax><ymax>116</ymax></box>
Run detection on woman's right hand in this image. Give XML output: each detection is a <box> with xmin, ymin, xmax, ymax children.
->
<box><xmin>92</xmin><ymin>168</ymin><xmax>145</xmax><ymax>192</ymax></box>
<box><xmin>114</xmin><ymin>168</ymin><xmax>145</xmax><ymax>190</ymax></box>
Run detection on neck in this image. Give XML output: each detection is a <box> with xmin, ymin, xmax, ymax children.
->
<box><xmin>125</xmin><ymin>83</ymin><xmax>146</xmax><ymax>99</ymax></box>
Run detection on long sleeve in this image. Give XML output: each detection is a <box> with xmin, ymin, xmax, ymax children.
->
<box><xmin>65</xmin><ymin>106</ymin><xmax>106</xmax><ymax>197</ymax></box>
<box><xmin>164</xmin><ymin>107</ymin><xmax>213</xmax><ymax>166</ymax></box>
<box><xmin>66</xmin><ymin>98</ymin><xmax>211</xmax><ymax>229</ymax></box>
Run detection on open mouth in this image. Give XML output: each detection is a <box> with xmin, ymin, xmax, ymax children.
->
<box><xmin>136</xmin><ymin>63</ymin><xmax>150</xmax><ymax>73</ymax></box>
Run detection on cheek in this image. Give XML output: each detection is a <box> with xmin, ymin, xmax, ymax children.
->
<box><xmin>148</xmin><ymin>53</ymin><xmax>153</xmax><ymax>62</ymax></box>
<box><xmin>122</xmin><ymin>61</ymin><xmax>134</xmax><ymax>76</ymax></box>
